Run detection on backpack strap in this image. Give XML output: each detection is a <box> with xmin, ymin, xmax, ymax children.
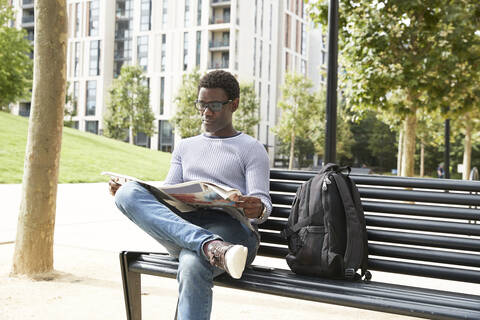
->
<box><xmin>331</xmin><ymin>173</ymin><xmax>367</xmax><ymax>279</ymax></box>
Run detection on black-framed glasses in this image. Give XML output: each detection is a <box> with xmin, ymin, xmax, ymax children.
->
<box><xmin>194</xmin><ymin>100</ymin><xmax>232</xmax><ymax>112</ymax></box>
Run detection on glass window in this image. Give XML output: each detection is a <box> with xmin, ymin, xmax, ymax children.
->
<box><xmin>196</xmin><ymin>31</ymin><xmax>201</xmax><ymax>67</ymax></box>
<box><xmin>75</xmin><ymin>3</ymin><xmax>81</xmax><ymax>37</ymax></box>
<box><xmin>86</xmin><ymin>80</ymin><xmax>97</xmax><ymax>116</ymax></box>
<box><xmin>183</xmin><ymin>32</ymin><xmax>188</xmax><ymax>71</ymax></box>
<box><xmin>140</xmin><ymin>0</ymin><xmax>151</xmax><ymax>31</ymax></box>
<box><xmin>162</xmin><ymin>0</ymin><xmax>168</xmax><ymax>28</ymax></box>
<box><xmin>161</xmin><ymin>34</ymin><xmax>166</xmax><ymax>72</ymax></box>
<box><xmin>197</xmin><ymin>0</ymin><xmax>202</xmax><ymax>26</ymax></box>
<box><xmin>159</xmin><ymin>77</ymin><xmax>165</xmax><ymax>114</ymax></box>
<box><xmin>158</xmin><ymin>120</ymin><xmax>174</xmax><ymax>152</ymax></box>
<box><xmin>184</xmin><ymin>0</ymin><xmax>190</xmax><ymax>27</ymax></box>
<box><xmin>74</xmin><ymin>42</ymin><xmax>80</xmax><ymax>77</ymax></box>
<box><xmin>85</xmin><ymin>120</ymin><xmax>98</xmax><ymax>134</ymax></box>
<box><xmin>259</xmin><ymin>40</ymin><xmax>263</xmax><ymax>77</ymax></box>
<box><xmin>89</xmin><ymin>40</ymin><xmax>101</xmax><ymax>76</ymax></box>
<box><xmin>88</xmin><ymin>0</ymin><xmax>99</xmax><ymax>36</ymax></box>
<box><xmin>73</xmin><ymin>81</ymin><xmax>79</xmax><ymax>114</ymax></box>
<box><xmin>137</xmin><ymin>36</ymin><xmax>148</xmax><ymax>71</ymax></box>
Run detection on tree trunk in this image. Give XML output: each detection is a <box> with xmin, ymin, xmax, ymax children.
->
<box><xmin>397</xmin><ymin>130</ymin><xmax>403</xmax><ymax>176</ymax></box>
<box><xmin>462</xmin><ymin>117</ymin><xmax>472</xmax><ymax>180</ymax></box>
<box><xmin>288</xmin><ymin>130</ymin><xmax>296</xmax><ymax>170</ymax></box>
<box><xmin>12</xmin><ymin>0</ymin><xmax>68</xmax><ymax>276</ymax></box>
<box><xmin>129</xmin><ymin>125</ymin><xmax>134</xmax><ymax>145</ymax></box>
<box><xmin>420</xmin><ymin>140</ymin><xmax>425</xmax><ymax>177</ymax></box>
<box><xmin>401</xmin><ymin>113</ymin><xmax>417</xmax><ymax>177</ymax></box>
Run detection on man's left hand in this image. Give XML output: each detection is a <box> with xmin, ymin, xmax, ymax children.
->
<box><xmin>229</xmin><ymin>194</ymin><xmax>264</xmax><ymax>219</ymax></box>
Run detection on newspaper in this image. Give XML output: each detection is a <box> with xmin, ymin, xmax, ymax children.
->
<box><xmin>102</xmin><ymin>171</ymin><xmax>254</xmax><ymax>232</ymax></box>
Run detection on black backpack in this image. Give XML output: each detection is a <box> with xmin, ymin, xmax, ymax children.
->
<box><xmin>281</xmin><ymin>163</ymin><xmax>371</xmax><ymax>281</ymax></box>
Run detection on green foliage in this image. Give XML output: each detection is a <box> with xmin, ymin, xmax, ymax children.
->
<box><xmin>0</xmin><ymin>0</ymin><xmax>33</xmax><ymax>110</ymax></box>
<box><xmin>234</xmin><ymin>82</ymin><xmax>260</xmax><ymax>136</ymax></box>
<box><xmin>307</xmin><ymin>0</ymin><xmax>480</xmax><ymax>175</ymax></box>
<box><xmin>171</xmin><ymin>69</ymin><xmax>203</xmax><ymax>138</ymax></box>
<box><xmin>273</xmin><ymin>73</ymin><xmax>322</xmax><ymax>168</ymax></box>
<box><xmin>64</xmin><ymin>81</ymin><xmax>77</xmax><ymax>128</ymax></box>
<box><xmin>349</xmin><ymin>112</ymin><xmax>397</xmax><ymax>171</ymax></box>
<box><xmin>0</xmin><ymin>112</ymin><xmax>171</xmax><ymax>183</ymax></box>
<box><xmin>104</xmin><ymin>65</ymin><xmax>154</xmax><ymax>141</ymax></box>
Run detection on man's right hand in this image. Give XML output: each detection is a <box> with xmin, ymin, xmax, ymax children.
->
<box><xmin>109</xmin><ymin>178</ymin><xmax>122</xmax><ymax>196</ymax></box>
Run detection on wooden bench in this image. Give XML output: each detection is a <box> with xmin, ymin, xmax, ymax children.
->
<box><xmin>119</xmin><ymin>169</ymin><xmax>480</xmax><ymax>319</ymax></box>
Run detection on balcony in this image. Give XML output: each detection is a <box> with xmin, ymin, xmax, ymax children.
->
<box><xmin>209</xmin><ymin>40</ymin><xmax>229</xmax><ymax>51</ymax></box>
<box><xmin>21</xmin><ymin>14</ymin><xmax>34</xmax><ymax>27</ymax></box>
<box><xmin>211</xmin><ymin>0</ymin><xmax>231</xmax><ymax>8</ymax></box>
<box><xmin>209</xmin><ymin>15</ymin><xmax>230</xmax><ymax>24</ymax></box>
<box><xmin>209</xmin><ymin>60</ymin><xmax>229</xmax><ymax>69</ymax></box>
<box><xmin>22</xmin><ymin>0</ymin><xmax>34</xmax><ymax>9</ymax></box>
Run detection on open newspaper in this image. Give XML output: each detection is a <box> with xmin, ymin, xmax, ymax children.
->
<box><xmin>102</xmin><ymin>171</ymin><xmax>254</xmax><ymax>232</ymax></box>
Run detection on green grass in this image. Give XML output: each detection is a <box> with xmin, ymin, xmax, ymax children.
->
<box><xmin>0</xmin><ymin>112</ymin><xmax>172</xmax><ymax>183</ymax></box>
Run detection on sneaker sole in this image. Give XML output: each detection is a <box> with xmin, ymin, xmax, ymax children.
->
<box><xmin>225</xmin><ymin>245</ymin><xmax>248</xmax><ymax>279</ymax></box>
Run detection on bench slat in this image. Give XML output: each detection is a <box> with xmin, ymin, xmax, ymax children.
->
<box><xmin>368</xmin><ymin>229</ymin><xmax>480</xmax><ymax>251</ymax></box>
<box><xmin>369</xmin><ymin>258</ymin><xmax>480</xmax><ymax>283</ymax></box>
<box><xmin>369</xmin><ymin>243</ymin><xmax>480</xmax><ymax>268</ymax></box>
<box><xmin>363</xmin><ymin>201</ymin><xmax>480</xmax><ymax>220</ymax></box>
<box><xmin>366</xmin><ymin>215</ymin><xmax>480</xmax><ymax>236</ymax></box>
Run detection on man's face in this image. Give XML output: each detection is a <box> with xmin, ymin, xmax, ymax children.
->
<box><xmin>197</xmin><ymin>87</ymin><xmax>238</xmax><ymax>137</ymax></box>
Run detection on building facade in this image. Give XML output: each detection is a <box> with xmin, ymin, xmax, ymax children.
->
<box><xmin>11</xmin><ymin>0</ymin><xmax>324</xmax><ymax>161</ymax></box>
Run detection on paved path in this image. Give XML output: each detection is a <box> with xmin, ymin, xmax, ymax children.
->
<box><xmin>0</xmin><ymin>183</ymin><xmax>477</xmax><ymax>319</ymax></box>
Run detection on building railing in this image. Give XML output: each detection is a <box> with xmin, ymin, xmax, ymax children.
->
<box><xmin>22</xmin><ymin>15</ymin><xmax>34</xmax><ymax>24</ymax></box>
<box><xmin>209</xmin><ymin>61</ymin><xmax>229</xmax><ymax>69</ymax></box>
<box><xmin>209</xmin><ymin>16</ymin><xmax>230</xmax><ymax>24</ymax></box>
<box><xmin>209</xmin><ymin>40</ymin><xmax>229</xmax><ymax>48</ymax></box>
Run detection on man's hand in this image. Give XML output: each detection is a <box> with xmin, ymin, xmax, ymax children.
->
<box><xmin>109</xmin><ymin>178</ymin><xmax>122</xmax><ymax>196</ymax></box>
<box><xmin>229</xmin><ymin>194</ymin><xmax>264</xmax><ymax>219</ymax></box>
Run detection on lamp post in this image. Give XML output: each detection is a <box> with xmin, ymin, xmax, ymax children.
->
<box><xmin>324</xmin><ymin>0</ymin><xmax>339</xmax><ymax>164</ymax></box>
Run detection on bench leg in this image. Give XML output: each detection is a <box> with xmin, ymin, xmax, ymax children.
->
<box><xmin>120</xmin><ymin>252</ymin><xmax>142</xmax><ymax>320</ymax></box>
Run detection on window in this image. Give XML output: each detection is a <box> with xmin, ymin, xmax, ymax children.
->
<box><xmin>161</xmin><ymin>34</ymin><xmax>166</xmax><ymax>72</ymax></box>
<box><xmin>137</xmin><ymin>36</ymin><xmax>148</xmax><ymax>71</ymax></box>
<box><xmin>183</xmin><ymin>32</ymin><xmax>188</xmax><ymax>70</ymax></box>
<box><xmin>73</xmin><ymin>81</ymin><xmax>79</xmax><ymax>114</ymax></box>
<box><xmin>134</xmin><ymin>132</ymin><xmax>150</xmax><ymax>148</ymax></box>
<box><xmin>158</xmin><ymin>120</ymin><xmax>174</xmax><ymax>152</ymax></box>
<box><xmin>88</xmin><ymin>0</ymin><xmax>99</xmax><ymax>36</ymax></box>
<box><xmin>162</xmin><ymin>0</ymin><xmax>168</xmax><ymax>28</ymax></box>
<box><xmin>159</xmin><ymin>77</ymin><xmax>165</xmax><ymax>114</ymax></box>
<box><xmin>285</xmin><ymin>15</ymin><xmax>291</xmax><ymax>48</ymax></box>
<box><xmin>74</xmin><ymin>42</ymin><xmax>80</xmax><ymax>77</ymax></box>
<box><xmin>140</xmin><ymin>0</ymin><xmax>151</xmax><ymax>31</ymax></box>
<box><xmin>197</xmin><ymin>0</ymin><xmax>202</xmax><ymax>25</ymax></box>
<box><xmin>196</xmin><ymin>31</ymin><xmax>201</xmax><ymax>66</ymax></box>
<box><xmin>259</xmin><ymin>40</ymin><xmax>263</xmax><ymax>77</ymax></box>
<box><xmin>75</xmin><ymin>3</ymin><xmax>81</xmax><ymax>37</ymax></box>
<box><xmin>89</xmin><ymin>40</ymin><xmax>101</xmax><ymax>76</ymax></box>
<box><xmin>184</xmin><ymin>0</ymin><xmax>190</xmax><ymax>27</ymax></box>
<box><xmin>85</xmin><ymin>120</ymin><xmax>98</xmax><ymax>134</ymax></box>
<box><xmin>86</xmin><ymin>80</ymin><xmax>96</xmax><ymax>116</ymax></box>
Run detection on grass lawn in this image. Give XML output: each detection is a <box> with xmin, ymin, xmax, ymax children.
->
<box><xmin>0</xmin><ymin>112</ymin><xmax>172</xmax><ymax>184</ymax></box>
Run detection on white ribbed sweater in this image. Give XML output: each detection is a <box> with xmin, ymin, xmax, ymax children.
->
<box><xmin>164</xmin><ymin>133</ymin><xmax>272</xmax><ymax>223</ymax></box>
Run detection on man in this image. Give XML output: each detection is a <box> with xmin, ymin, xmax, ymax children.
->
<box><xmin>110</xmin><ymin>70</ymin><xmax>271</xmax><ymax>320</ymax></box>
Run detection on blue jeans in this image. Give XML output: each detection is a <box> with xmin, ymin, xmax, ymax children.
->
<box><xmin>114</xmin><ymin>182</ymin><xmax>259</xmax><ymax>320</ymax></box>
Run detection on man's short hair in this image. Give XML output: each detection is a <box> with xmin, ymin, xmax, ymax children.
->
<box><xmin>198</xmin><ymin>70</ymin><xmax>240</xmax><ymax>100</ymax></box>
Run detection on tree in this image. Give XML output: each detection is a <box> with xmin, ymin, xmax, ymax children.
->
<box><xmin>234</xmin><ymin>82</ymin><xmax>260</xmax><ymax>137</ymax></box>
<box><xmin>171</xmin><ymin>69</ymin><xmax>203</xmax><ymax>138</ymax></box>
<box><xmin>104</xmin><ymin>65</ymin><xmax>154</xmax><ymax>144</ymax></box>
<box><xmin>64</xmin><ymin>81</ymin><xmax>77</xmax><ymax>128</ymax></box>
<box><xmin>273</xmin><ymin>73</ymin><xmax>319</xmax><ymax>170</ymax></box>
<box><xmin>0</xmin><ymin>0</ymin><xmax>33</xmax><ymax>110</ymax></box>
<box><xmin>307</xmin><ymin>0</ymin><xmax>480</xmax><ymax>177</ymax></box>
<box><xmin>12</xmin><ymin>0</ymin><xmax>67</xmax><ymax>276</ymax></box>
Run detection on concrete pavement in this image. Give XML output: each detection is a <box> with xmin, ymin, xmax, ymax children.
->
<box><xmin>0</xmin><ymin>183</ymin><xmax>477</xmax><ymax>319</ymax></box>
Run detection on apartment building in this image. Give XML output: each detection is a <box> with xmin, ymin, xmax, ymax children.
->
<box><xmin>12</xmin><ymin>0</ymin><xmax>324</xmax><ymax>159</ymax></box>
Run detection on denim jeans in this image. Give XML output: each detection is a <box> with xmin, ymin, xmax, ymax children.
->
<box><xmin>114</xmin><ymin>181</ymin><xmax>259</xmax><ymax>320</ymax></box>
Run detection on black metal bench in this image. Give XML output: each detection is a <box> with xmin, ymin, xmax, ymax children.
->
<box><xmin>120</xmin><ymin>169</ymin><xmax>480</xmax><ymax>319</ymax></box>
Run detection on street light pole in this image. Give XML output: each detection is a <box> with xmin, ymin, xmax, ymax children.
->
<box><xmin>325</xmin><ymin>0</ymin><xmax>339</xmax><ymax>164</ymax></box>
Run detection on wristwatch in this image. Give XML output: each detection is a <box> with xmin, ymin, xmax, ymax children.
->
<box><xmin>258</xmin><ymin>203</ymin><xmax>267</xmax><ymax>220</ymax></box>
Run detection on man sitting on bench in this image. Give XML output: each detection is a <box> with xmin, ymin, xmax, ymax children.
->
<box><xmin>109</xmin><ymin>70</ymin><xmax>272</xmax><ymax>320</ymax></box>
